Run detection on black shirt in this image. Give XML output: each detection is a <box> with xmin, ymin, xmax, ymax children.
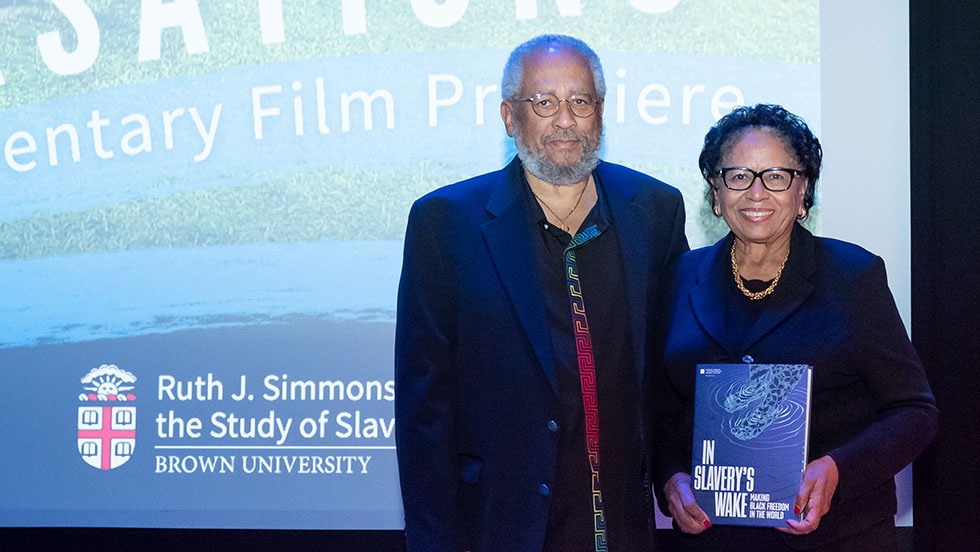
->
<box><xmin>522</xmin><ymin>172</ymin><xmax>648</xmax><ymax>551</ymax></box>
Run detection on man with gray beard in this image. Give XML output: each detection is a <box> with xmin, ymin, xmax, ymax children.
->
<box><xmin>395</xmin><ymin>34</ymin><xmax>688</xmax><ymax>552</ymax></box>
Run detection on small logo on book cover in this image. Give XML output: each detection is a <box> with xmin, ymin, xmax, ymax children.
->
<box><xmin>77</xmin><ymin>364</ymin><xmax>137</xmax><ymax>470</ymax></box>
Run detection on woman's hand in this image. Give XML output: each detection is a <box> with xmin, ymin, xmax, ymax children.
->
<box><xmin>664</xmin><ymin>472</ymin><xmax>712</xmax><ymax>534</ymax></box>
<box><xmin>777</xmin><ymin>455</ymin><xmax>839</xmax><ymax>535</ymax></box>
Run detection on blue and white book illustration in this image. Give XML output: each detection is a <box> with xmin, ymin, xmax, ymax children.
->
<box><xmin>691</xmin><ymin>363</ymin><xmax>813</xmax><ymax>527</ymax></box>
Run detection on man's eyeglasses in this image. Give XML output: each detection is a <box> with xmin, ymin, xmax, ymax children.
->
<box><xmin>513</xmin><ymin>93</ymin><xmax>601</xmax><ymax>118</ymax></box>
<box><xmin>715</xmin><ymin>167</ymin><xmax>803</xmax><ymax>191</ymax></box>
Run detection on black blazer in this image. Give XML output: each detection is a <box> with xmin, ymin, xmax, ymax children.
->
<box><xmin>395</xmin><ymin>156</ymin><xmax>688</xmax><ymax>551</ymax></box>
<box><xmin>651</xmin><ymin>224</ymin><xmax>938</xmax><ymax>550</ymax></box>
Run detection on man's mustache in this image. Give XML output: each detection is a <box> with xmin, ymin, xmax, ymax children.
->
<box><xmin>543</xmin><ymin>130</ymin><xmax>588</xmax><ymax>144</ymax></box>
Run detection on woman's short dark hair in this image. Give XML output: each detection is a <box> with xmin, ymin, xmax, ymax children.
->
<box><xmin>699</xmin><ymin>103</ymin><xmax>822</xmax><ymax>217</ymax></box>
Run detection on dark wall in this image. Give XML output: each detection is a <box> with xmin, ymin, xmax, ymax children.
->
<box><xmin>910</xmin><ymin>1</ymin><xmax>980</xmax><ymax>552</ymax></box>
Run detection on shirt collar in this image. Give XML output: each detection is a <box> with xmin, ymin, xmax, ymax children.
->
<box><xmin>520</xmin><ymin>167</ymin><xmax>610</xmax><ymax>236</ymax></box>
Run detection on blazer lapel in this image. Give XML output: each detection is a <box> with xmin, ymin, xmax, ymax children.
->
<box><xmin>740</xmin><ymin>224</ymin><xmax>816</xmax><ymax>351</ymax></box>
<box><xmin>690</xmin><ymin>235</ymin><xmax>736</xmax><ymax>356</ymax></box>
<box><xmin>601</xmin><ymin>167</ymin><xmax>652</xmax><ymax>385</ymax></box>
<box><xmin>481</xmin><ymin>159</ymin><xmax>558</xmax><ymax>392</ymax></box>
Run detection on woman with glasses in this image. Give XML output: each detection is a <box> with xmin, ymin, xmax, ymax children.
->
<box><xmin>650</xmin><ymin>104</ymin><xmax>937</xmax><ymax>551</ymax></box>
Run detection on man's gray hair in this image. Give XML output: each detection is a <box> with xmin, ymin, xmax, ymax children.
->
<box><xmin>500</xmin><ymin>34</ymin><xmax>606</xmax><ymax>101</ymax></box>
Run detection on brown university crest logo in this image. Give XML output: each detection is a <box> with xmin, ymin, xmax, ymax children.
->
<box><xmin>77</xmin><ymin>364</ymin><xmax>137</xmax><ymax>470</ymax></box>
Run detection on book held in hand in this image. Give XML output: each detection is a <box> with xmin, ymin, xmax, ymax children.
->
<box><xmin>691</xmin><ymin>363</ymin><xmax>813</xmax><ymax>527</ymax></box>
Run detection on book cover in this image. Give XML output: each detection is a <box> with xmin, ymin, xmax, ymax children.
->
<box><xmin>691</xmin><ymin>363</ymin><xmax>813</xmax><ymax>527</ymax></box>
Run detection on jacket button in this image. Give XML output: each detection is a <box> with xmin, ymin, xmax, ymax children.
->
<box><xmin>547</xmin><ymin>420</ymin><xmax>558</xmax><ymax>432</ymax></box>
<box><xmin>539</xmin><ymin>484</ymin><xmax>551</xmax><ymax>496</ymax></box>
<box><xmin>742</xmin><ymin>355</ymin><xmax>754</xmax><ymax>364</ymax></box>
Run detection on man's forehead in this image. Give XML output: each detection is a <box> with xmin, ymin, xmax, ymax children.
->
<box><xmin>522</xmin><ymin>49</ymin><xmax>594</xmax><ymax>89</ymax></box>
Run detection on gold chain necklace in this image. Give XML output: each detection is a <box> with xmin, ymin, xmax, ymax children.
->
<box><xmin>730</xmin><ymin>242</ymin><xmax>789</xmax><ymax>301</ymax></box>
<box><xmin>532</xmin><ymin>181</ymin><xmax>589</xmax><ymax>233</ymax></box>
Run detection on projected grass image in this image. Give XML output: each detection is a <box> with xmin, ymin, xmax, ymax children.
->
<box><xmin>0</xmin><ymin>165</ymin><xmax>450</xmax><ymax>259</ymax></box>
